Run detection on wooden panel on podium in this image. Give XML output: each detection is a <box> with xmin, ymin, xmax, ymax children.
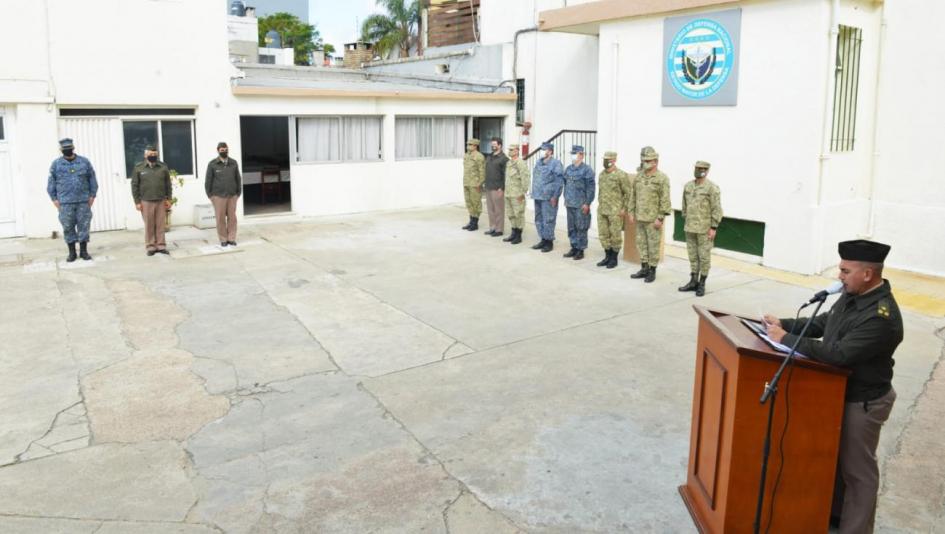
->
<box><xmin>679</xmin><ymin>306</ymin><xmax>849</xmax><ymax>533</ymax></box>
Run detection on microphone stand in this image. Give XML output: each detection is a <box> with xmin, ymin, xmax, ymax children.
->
<box><xmin>752</xmin><ymin>297</ymin><xmax>827</xmax><ymax>534</ymax></box>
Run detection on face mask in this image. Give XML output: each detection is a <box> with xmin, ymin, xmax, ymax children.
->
<box><xmin>571</xmin><ymin>154</ymin><xmax>579</xmax><ymax>163</ymax></box>
<box><xmin>544</xmin><ymin>150</ymin><xmax>553</xmax><ymax>159</ymax></box>
<box><xmin>604</xmin><ymin>160</ymin><xmax>614</xmax><ymax>169</ymax></box>
<box><xmin>645</xmin><ymin>161</ymin><xmax>657</xmax><ymax>171</ymax></box>
<box><xmin>694</xmin><ymin>170</ymin><xmax>707</xmax><ymax>179</ymax></box>
<box><xmin>147</xmin><ymin>155</ymin><xmax>158</xmax><ymax>163</ymax></box>
<box><xmin>219</xmin><ymin>150</ymin><xmax>228</xmax><ymax>158</ymax></box>
<box><xmin>62</xmin><ymin>148</ymin><xmax>74</xmax><ymax>157</ymax></box>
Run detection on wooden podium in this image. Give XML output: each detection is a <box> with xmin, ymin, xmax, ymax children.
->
<box><xmin>679</xmin><ymin>306</ymin><xmax>849</xmax><ymax>533</ymax></box>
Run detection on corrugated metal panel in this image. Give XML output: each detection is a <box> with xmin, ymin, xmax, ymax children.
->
<box><xmin>58</xmin><ymin>118</ymin><xmax>129</xmax><ymax>232</ymax></box>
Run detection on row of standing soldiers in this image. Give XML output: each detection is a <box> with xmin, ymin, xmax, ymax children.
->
<box><xmin>462</xmin><ymin>140</ymin><xmax>723</xmax><ymax>296</ymax></box>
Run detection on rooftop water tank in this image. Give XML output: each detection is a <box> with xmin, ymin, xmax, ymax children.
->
<box><xmin>229</xmin><ymin>0</ymin><xmax>245</xmax><ymax>16</ymax></box>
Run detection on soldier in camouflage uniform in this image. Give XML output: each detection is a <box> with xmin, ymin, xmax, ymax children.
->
<box><xmin>627</xmin><ymin>147</ymin><xmax>671</xmax><ymax>283</ymax></box>
<box><xmin>502</xmin><ymin>144</ymin><xmax>530</xmax><ymax>245</ymax></box>
<box><xmin>595</xmin><ymin>150</ymin><xmax>632</xmax><ymax>269</ymax></box>
<box><xmin>678</xmin><ymin>161</ymin><xmax>722</xmax><ymax>296</ymax></box>
<box><xmin>461</xmin><ymin>138</ymin><xmax>485</xmax><ymax>231</ymax></box>
<box><xmin>530</xmin><ymin>142</ymin><xmax>564</xmax><ymax>253</ymax></box>
<box><xmin>562</xmin><ymin>145</ymin><xmax>595</xmax><ymax>260</ymax></box>
<box><xmin>47</xmin><ymin>138</ymin><xmax>98</xmax><ymax>262</ymax></box>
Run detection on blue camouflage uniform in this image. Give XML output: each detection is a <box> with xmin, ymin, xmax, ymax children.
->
<box><xmin>47</xmin><ymin>153</ymin><xmax>98</xmax><ymax>244</ymax></box>
<box><xmin>531</xmin><ymin>150</ymin><xmax>564</xmax><ymax>241</ymax></box>
<box><xmin>563</xmin><ymin>151</ymin><xmax>596</xmax><ymax>251</ymax></box>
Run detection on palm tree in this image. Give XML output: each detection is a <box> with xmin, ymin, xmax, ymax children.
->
<box><xmin>361</xmin><ymin>0</ymin><xmax>420</xmax><ymax>59</ymax></box>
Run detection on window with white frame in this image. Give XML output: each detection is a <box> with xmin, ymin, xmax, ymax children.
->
<box><xmin>395</xmin><ymin>116</ymin><xmax>465</xmax><ymax>160</ymax></box>
<box><xmin>297</xmin><ymin>116</ymin><xmax>382</xmax><ymax>163</ymax></box>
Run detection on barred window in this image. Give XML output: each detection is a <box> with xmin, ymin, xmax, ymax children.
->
<box><xmin>830</xmin><ymin>25</ymin><xmax>863</xmax><ymax>152</ymax></box>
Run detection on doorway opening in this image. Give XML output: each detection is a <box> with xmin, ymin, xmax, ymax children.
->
<box><xmin>239</xmin><ymin>116</ymin><xmax>291</xmax><ymax>215</ymax></box>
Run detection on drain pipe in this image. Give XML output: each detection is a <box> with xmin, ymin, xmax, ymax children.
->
<box><xmin>813</xmin><ymin>0</ymin><xmax>840</xmax><ymax>272</ymax></box>
<box><xmin>864</xmin><ymin>4</ymin><xmax>887</xmax><ymax>238</ymax></box>
<box><xmin>513</xmin><ymin>27</ymin><xmax>538</xmax><ymax>82</ymax></box>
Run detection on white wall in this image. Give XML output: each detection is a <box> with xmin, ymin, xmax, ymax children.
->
<box><xmin>870</xmin><ymin>0</ymin><xmax>945</xmax><ymax>276</ymax></box>
<box><xmin>233</xmin><ymin>96</ymin><xmax>515</xmax><ymax>217</ymax></box>
<box><xmin>597</xmin><ymin>0</ymin><xmax>836</xmax><ymax>273</ymax></box>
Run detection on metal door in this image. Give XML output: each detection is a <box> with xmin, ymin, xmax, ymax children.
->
<box><xmin>58</xmin><ymin>118</ymin><xmax>130</xmax><ymax>232</ymax></box>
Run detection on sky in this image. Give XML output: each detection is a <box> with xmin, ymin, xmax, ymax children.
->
<box><xmin>309</xmin><ymin>0</ymin><xmax>382</xmax><ymax>51</ymax></box>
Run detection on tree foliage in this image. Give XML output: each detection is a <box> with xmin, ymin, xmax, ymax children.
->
<box><xmin>258</xmin><ymin>12</ymin><xmax>322</xmax><ymax>66</ymax></box>
<box><xmin>361</xmin><ymin>0</ymin><xmax>420</xmax><ymax>59</ymax></box>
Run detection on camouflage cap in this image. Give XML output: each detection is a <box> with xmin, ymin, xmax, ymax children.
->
<box><xmin>467</xmin><ymin>138</ymin><xmax>480</xmax><ymax>146</ymax></box>
<box><xmin>639</xmin><ymin>145</ymin><xmax>654</xmax><ymax>157</ymax></box>
<box><xmin>694</xmin><ymin>160</ymin><xmax>711</xmax><ymax>169</ymax></box>
<box><xmin>641</xmin><ymin>147</ymin><xmax>659</xmax><ymax>161</ymax></box>
<box><xmin>508</xmin><ymin>143</ymin><xmax>520</xmax><ymax>150</ymax></box>
<box><xmin>603</xmin><ymin>150</ymin><xmax>618</xmax><ymax>159</ymax></box>
<box><xmin>59</xmin><ymin>138</ymin><xmax>75</xmax><ymax>149</ymax></box>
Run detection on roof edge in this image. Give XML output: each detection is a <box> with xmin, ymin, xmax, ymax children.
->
<box><xmin>538</xmin><ymin>0</ymin><xmax>738</xmax><ymax>34</ymax></box>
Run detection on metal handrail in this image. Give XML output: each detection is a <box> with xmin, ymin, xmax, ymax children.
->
<box><xmin>524</xmin><ymin>129</ymin><xmax>597</xmax><ymax>161</ymax></box>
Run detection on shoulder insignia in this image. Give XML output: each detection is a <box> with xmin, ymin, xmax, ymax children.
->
<box><xmin>877</xmin><ymin>300</ymin><xmax>891</xmax><ymax>319</ymax></box>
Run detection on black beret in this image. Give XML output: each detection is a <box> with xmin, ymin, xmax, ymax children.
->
<box><xmin>838</xmin><ymin>239</ymin><xmax>890</xmax><ymax>263</ymax></box>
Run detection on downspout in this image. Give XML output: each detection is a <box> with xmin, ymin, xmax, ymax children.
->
<box><xmin>864</xmin><ymin>4</ymin><xmax>887</xmax><ymax>238</ymax></box>
<box><xmin>813</xmin><ymin>0</ymin><xmax>839</xmax><ymax>272</ymax></box>
<box><xmin>512</xmin><ymin>27</ymin><xmax>538</xmax><ymax>82</ymax></box>
<box><xmin>44</xmin><ymin>0</ymin><xmax>57</xmax><ymax>106</ymax></box>
<box><xmin>816</xmin><ymin>0</ymin><xmax>840</xmax><ymax>207</ymax></box>
<box><xmin>611</xmin><ymin>41</ymin><xmax>619</xmax><ymax>149</ymax></box>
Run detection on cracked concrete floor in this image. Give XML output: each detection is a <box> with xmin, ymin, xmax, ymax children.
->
<box><xmin>1</xmin><ymin>205</ymin><xmax>943</xmax><ymax>533</ymax></box>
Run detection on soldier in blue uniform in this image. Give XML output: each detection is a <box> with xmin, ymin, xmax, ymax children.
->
<box><xmin>529</xmin><ymin>142</ymin><xmax>564</xmax><ymax>253</ymax></box>
<box><xmin>562</xmin><ymin>145</ymin><xmax>595</xmax><ymax>260</ymax></box>
<box><xmin>47</xmin><ymin>138</ymin><xmax>98</xmax><ymax>262</ymax></box>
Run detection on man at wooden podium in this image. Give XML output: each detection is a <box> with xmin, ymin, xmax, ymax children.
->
<box><xmin>764</xmin><ymin>239</ymin><xmax>902</xmax><ymax>534</ymax></box>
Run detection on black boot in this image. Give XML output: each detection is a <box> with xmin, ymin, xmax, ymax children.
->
<box><xmin>596</xmin><ymin>249</ymin><xmax>611</xmax><ymax>267</ymax></box>
<box><xmin>491</xmin><ymin>230</ymin><xmax>503</xmax><ymax>238</ymax></box>
<box><xmin>503</xmin><ymin>230</ymin><xmax>514</xmax><ymax>242</ymax></box>
<box><xmin>645</xmin><ymin>265</ymin><xmax>657</xmax><ymax>283</ymax></box>
<box><xmin>695</xmin><ymin>274</ymin><xmax>707</xmax><ymax>297</ymax></box>
<box><xmin>541</xmin><ymin>240</ymin><xmax>554</xmax><ymax>253</ymax></box>
<box><xmin>66</xmin><ymin>242</ymin><xmax>77</xmax><ymax>263</ymax></box>
<box><xmin>678</xmin><ymin>273</ymin><xmax>698</xmax><ymax>292</ymax></box>
<box><xmin>563</xmin><ymin>248</ymin><xmax>577</xmax><ymax>258</ymax></box>
<box><xmin>467</xmin><ymin>217</ymin><xmax>479</xmax><ymax>231</ymax></box>
<box><xmin>462</xmin><ymin>216</ymin><xmax>473</xmax><ymax>230</ymax></box>
<box><xmin>573</xmin><ymin>249</ymin><xmax>584</xmax><ymax>260</ymax></box>
<box><xmin>510</xmin><ymin>229</ymin><xmax>523</xmax><ymax>245</ymax></box>
<box><xmin>484</xmin><ymin>229</ymin><xmax>496</xmax><ymax>235</ymax></box>
<box><xmin>79</xmin><ymin>241</ymin><xmax>92</xmax><ymax>261</ymax></box>
<box><xmin>606</xmin><ymin>249</ymin><xmax>619</xmax><ymax>269</ymax></box>
<box><xmin>630</xmin><ymin>262</ymin><xmax>649</xmax><ymax>279</ymax></box>
<box><xmin>531</xmin><ymin>239</ymin><xmax>546</xmax><ymax>250</ymax></box>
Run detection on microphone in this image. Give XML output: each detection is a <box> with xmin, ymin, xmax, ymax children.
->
<box><xmin>804</xmin><ymin>281</ymin><xmax>843</xmax><ymax>306</ymax></box>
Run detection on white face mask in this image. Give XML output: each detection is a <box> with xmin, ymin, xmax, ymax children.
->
<box><xmin>645</xmin><ymin>161</ymin><xmax>657</xmax><ymax>171</ymax></box>
<box><xmin>571</xmin><ymin>154</ymin><xmax>579</xmax><ymax>163</ymax></box>
<box><xmin>544</xmin><ymin>150</ymin><xmax>553</xmax><ymax>159</ymax></box>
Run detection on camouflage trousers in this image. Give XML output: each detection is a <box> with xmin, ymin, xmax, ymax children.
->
<box><xmin>566</xmin><ymin>207</ymin><xmax>591</xmax><ymax>250</ymax></box>
<box><xmin>635</xmin><ymin>221</ymin><xmax>662</xmax><ymax>265</ymax></box>
<box><xmin>58</xmin><ymin>202</ymin><xmax>93</xmax><ymax>244</ymax></box>
<box><xmin>597</xmin><ymin>212</ymin><xmax>624</xmax><ymax>251</ymax></box>
<box><xmin>464</xmin><ymin>186</ymin><xmax>482</xmax><ymax>217</ymax></box>
<box><xmin>685</xmin><ymin>232</ymin><xmax>714</xmax><ymax>276</ymax></box>
<box><xmin>505</xmin><ymin>195</ymin><xmax>526</xmax><ymax>229</ymax></box>
<box><xmin>534</xmin><ymin>200</ymin><xmax>559</xmax><ymax>241</ymax></box>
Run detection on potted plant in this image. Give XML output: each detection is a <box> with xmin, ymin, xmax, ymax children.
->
<box><xmin>166</xmin><ymin>169</ymin><xmax>185</xmax><ymax>232</ymax></box>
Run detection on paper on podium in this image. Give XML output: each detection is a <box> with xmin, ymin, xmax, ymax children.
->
<box><xmin>741</xmin><ymin>318</ymin><xmax>809</xmax><ymax>359</ymax></box>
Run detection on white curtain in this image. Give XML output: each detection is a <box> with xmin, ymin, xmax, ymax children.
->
<box><xmin>342</xmin><ymin>117</ymin><xmax>382</xmax><ymax>161</ymax></box>
<box><xmin>432</xmin><ymin>117</ymin><xmax>464</xmax><ymax>158</ymax></box>
<box><xmin>395</xmin><ymin>117</ymin><xmax>433</xmax><ymax>159</ymax></box>
<box><xmin>298</xmin><ymin>117</ymin><xmax>341</xmax><ymax>162</ymax></box>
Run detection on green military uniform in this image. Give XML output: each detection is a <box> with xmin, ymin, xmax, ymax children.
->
<box><xmin>778</xmin><ymin>239</ymin><xmax>901</xmax><ymax>534</ymax></box>
<box><xmin>503</xmin><ymin>144</ymin><xmax>530</xmax><ymax>244</ymax></box>
<box><xmin>462</xmin><ymin>139</ymin><xmax>485</xmax><ymax>228</ymax></box>
<box><xmin>627</xmin><ymin>147</ymin><xmax>671</xmax><ymax>282</ymax></box>
<box><xmin>596</xmin><ymin>150</ymin><xmax>631</xmax><ymax>268</ymax></box>
<box><xmin>679</xmin><ymin>161</ymin><xmax>722</xmax><ymax>296</ymax></box>
<box><xmin>131</xmin><ymin>160</ymin><xmax>172</xmax><ymax>204</ymax></box>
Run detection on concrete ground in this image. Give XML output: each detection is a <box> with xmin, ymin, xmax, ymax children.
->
<box><xmin>1</xmin><ymin>205</ymin><xmax>943</xmax><ymax>534</ymax></box>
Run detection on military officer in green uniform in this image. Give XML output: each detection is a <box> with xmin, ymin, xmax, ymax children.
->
<box><xmin>765</xmin><ymin>240</ymin><xmax>902</xmax><ymax>534</ymax></box>
<box><xmin>131</xmin><ymin>145</ymin><xmax>172</xmax><ymax>255</ymax></box>
<box><xmin>502</xmin><ymin>144</ymin><xmax>530</xmax><ymax>245</ymax></box>
<box><xmin>595</xmin><ymin>151</ymin><xmax>632</xmax><ymax>269</ymax></box>
<box><xmin>627</xmin><ymin>147</ymin><xmax>671</xmax><ymax>283</ymax></box>
<box><xmin>678</xmin><ymin>161</ymin><xmax>722</xmax><ymax>296</ymax></box>
<box><xmin>461</xmin><ymin>138</ymin><xmax>485</xmax><ymax>231</ymax></box>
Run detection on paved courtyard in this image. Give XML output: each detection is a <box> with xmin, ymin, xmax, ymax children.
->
<box><xmin>1</xmin><ymin>205</ymin><xmax>943</xmax><ymax>533</ymax></box>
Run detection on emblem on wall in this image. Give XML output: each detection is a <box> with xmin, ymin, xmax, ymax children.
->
<box><xmin>662</xmin><ymin>10</ymin><xmax>741</xmax><ymax>106</ymax></box>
